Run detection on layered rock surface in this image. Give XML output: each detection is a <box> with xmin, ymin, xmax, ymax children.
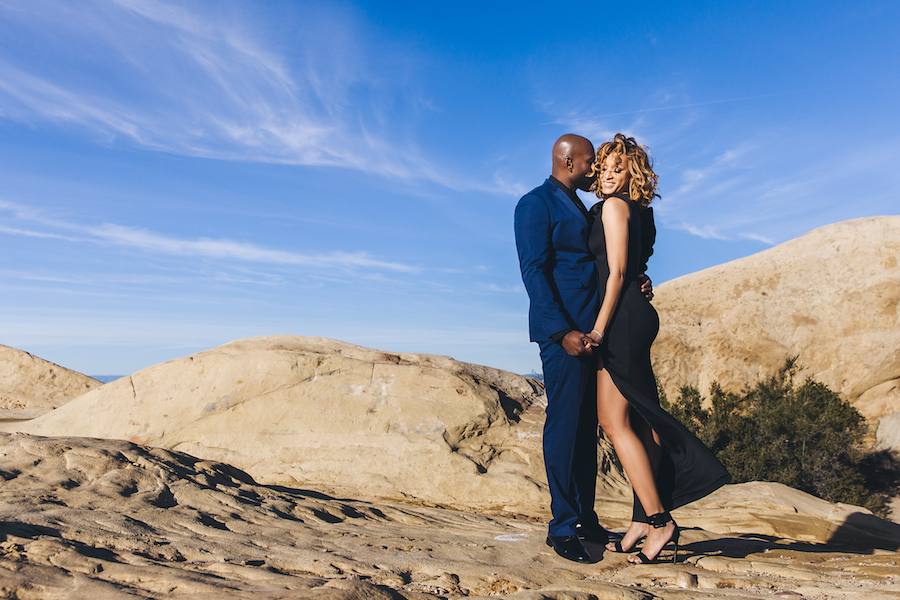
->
<box><xmin>0</xmin><ymin>344</ymin><xmax>100</xmax><ymax>418</ymax></box>
<box><xmin>652</xmin><ymin>216</ymin><xmax>900</xmax><ymax>429</ymax></box>
<box><xmin>3</xmin><ymin>335</ymin><xmax>630</xmax><ymax>512</ymax></box>
<box><xmin>1</xmin><ymin>432</ymin><xmax>899</xmax><ymax>600</ymax></box>
<box><xmin>2</xmin><ymin>317</ymin><xmax>900</xmax><ymax>598</ymax></box>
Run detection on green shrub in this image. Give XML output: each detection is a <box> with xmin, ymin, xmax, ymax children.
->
<box><xmin>660</xmin><ymin>358</ymin><xmax>900</xmax><ymax>516</ymax></box>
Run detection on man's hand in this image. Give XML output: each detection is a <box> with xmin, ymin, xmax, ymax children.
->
<box><xmin>639</xmin><ymin>273</ymin><xmax>653</xmax><ymax>300</ymax></box>
<box><xmin>561</xmin><ymin>330</ymin><xmax>598</xmax><ymax>356</ymax></box>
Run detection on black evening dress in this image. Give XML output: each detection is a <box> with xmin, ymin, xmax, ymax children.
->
<box><xmin>588</xmin><ymin>193</ymin><xmax>730</xmax><ymax>520</ymax></box>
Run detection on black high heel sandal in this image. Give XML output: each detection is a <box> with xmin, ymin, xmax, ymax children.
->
<box><xmin>629</xmin><ymin>511</ymin><xmax>680</xmax><ymax>564</ymax></box>
<box><xmin>610</xmin><ymin>537</ymin><xmax>643</xmax><ymax>553</ymax></box>
<box><xmin>607</xmin><ymin>520</ymin><xmax>648</xmax><ymax>553</ymax></box>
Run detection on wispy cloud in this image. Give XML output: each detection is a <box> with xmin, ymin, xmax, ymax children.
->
<box><xmin>548</xmin><ymin>92</ymin><xmax>900</xmax><ymax>245</ymax></box>
<box><xmin>657</xmin><ymin>133</ymin><xmax>900</xmax><ymax>242</ymax></box>
<box><xmin>0</xmin><ymin>0</ymin><xmax>495</xmax><ymax>192</ymax></box>
<box><xmin>550</xmin><ymin>116</ymin><xmax>618</xmax><ymax>146</ymax></box>
<box><xmin>479</xmin><ymin>283</ymin><xmax>524</xmax><ymax>294</ymax></box>
<box><xmin>739</xmin><ymin>232</ymin><xmax>777</xmax><ymax>245</ymax></box>
<box><xmin>580</xmin><ymin>92</ymin><xmax>802</xmax><ymax>120</ymax></box>
<box><xmin>491</xmin><ymin>171</ymin><xmax>529</xmax><ymax>198</ymax></box>
<box><xmin>86</xmin><ymin>223</ymin><xmax>419</xmax><ymax>273</ymax></box>
<box><xmin>0</xmin><ymin>224</ymin><xmax>84</xmax><ymax>242</ymax></box>
<box><xmin>90</xmin><ymin>223</ymin><xmax>419</xmax><ymax>272</ymax></box>
<box><xmin>0</xmin><ymin>200</ymin><xmax>419</xmax><ymax>273</ymax></box>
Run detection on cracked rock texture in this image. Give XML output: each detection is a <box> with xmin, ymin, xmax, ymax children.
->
<box><xmin>652</xmin><ymin>216</ymin><xmax>900</xmax><ymax>432</ymax></box>
<box><xmin>1</xmin><ymin>432</ymin><xmax>899</xmax><ymax>600</ymax></box>
<box><xmin>2</xmin><ymin>333</ymin><xmax>900</xmax><ymax>599</ymax></box>
<box><xmin>4</xmin><ymin>335</ymin><xmax>630</xmax><ymax>512</ymax></box>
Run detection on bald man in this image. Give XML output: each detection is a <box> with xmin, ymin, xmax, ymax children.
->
<box><xmin>514</xmin><ymin>134</ymin><xmax>614</xmax><ymax>563</ymax></box>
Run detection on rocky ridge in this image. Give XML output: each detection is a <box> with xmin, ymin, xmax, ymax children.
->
<box><xmin>652</xmin><ymin>216</ymin><xmax>900</xmax><ymax>431</ymax></box>
<box><xmin>3</xmin><ymin>335</ymin><xmax>631</xmax><ymax>513</ymax></box>
<box><xmin>0</xmin><ymin>344</ymin><xmax>100</xmax><ymax>419</ymax></box>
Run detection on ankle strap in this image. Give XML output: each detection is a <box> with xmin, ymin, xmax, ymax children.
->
<box><xmin>646</xmin><ymin>511</ymin><xmax>673</xmax><ymax>528</ymax></box>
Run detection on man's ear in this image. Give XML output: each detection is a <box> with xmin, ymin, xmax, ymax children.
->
<box><xmin>565</xmin><ymin>157</ymin><xmax>573</xmax><ymax>171</ymax></box>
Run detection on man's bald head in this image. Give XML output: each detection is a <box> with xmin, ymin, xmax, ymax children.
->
<box><xmin>552</xmin><ymin>134</ymin><xmax>592</xmax><ymax>165</ymax></box>
<box><xmin>551</xmin><ymin>134</ymin><xmax>596</xmax><ymax>192</ymax></box>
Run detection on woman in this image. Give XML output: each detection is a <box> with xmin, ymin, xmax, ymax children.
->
<box><xmin>585</xmin><ymin>134</ymin><xmax>729</xmax><ymax>564</ymax></box>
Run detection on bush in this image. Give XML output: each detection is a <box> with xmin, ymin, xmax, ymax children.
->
<box><xmin>660</xmin><ymin>358</ymin><xmax>900</xmax><ymax>516</ymax></box>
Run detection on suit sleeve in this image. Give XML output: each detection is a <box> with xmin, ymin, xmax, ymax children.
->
<box><xmin>514</xmin><ymin>193</ymin><xmax>573</xmax><ymax>339</ymax></box>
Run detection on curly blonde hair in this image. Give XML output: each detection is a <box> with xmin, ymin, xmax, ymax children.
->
<box><xmin>589</xmin><ymin>133</ymin><xmax>659</xmax><ymax>207</ymax></box>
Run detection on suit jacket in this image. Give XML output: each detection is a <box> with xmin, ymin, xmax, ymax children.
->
<box><xmin>514</xmin><ymin>179</ymin><xmax>600</xmax><ymax>343</ymax></box>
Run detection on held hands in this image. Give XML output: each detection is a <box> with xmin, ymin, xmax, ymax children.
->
<box><xmin>586</xmin><ymin>329</ymin><xmax>603</xmax><ymax>345</ymax></box>
<box><xmin>561</xmin><ymin>330</ymin><xmax>598</xmax><ymax>356</ymax></box>
<box><xmin>584</xmin><ymin>330</ymin><xmax>605</xmax><ymax>369</ymax></box>
<box><xmin>639</xmin><ymin>273</ymin><xmax>654</xmax><ymax>300</ymax></box>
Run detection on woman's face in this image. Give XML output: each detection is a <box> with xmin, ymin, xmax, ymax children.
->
<box><xmin>598</xmin><ymin>153</ymin><xmax>630</xmax><ymax>196</ymax></box>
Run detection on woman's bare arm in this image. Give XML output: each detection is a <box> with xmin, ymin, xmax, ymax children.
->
<box><xmin>587</xmin><ymin>197</ymin><xmax>630</xmax><ymax>346</ymax></box>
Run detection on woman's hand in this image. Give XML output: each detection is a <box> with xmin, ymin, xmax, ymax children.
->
<box><xmin>587</xmin><ymin>330</ymin><xmax>603</xmax><ymax>345</ymax></box>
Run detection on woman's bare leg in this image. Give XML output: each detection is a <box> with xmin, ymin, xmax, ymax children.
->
<box><xmin>633</xmin><ymin>407</ymin><xmax>663</xmax><ymax>499</ymax></box>
<box><xmin>597</xmin><ymin>368</ymin><xmax>675</xmax><ymax>561</ymax></box>
<box><xmin>608</xmin><ymin>407</ymin><xmax>663</xmax><ymax>551</ymax></box>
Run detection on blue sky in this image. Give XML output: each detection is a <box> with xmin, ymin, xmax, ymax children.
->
<box><xmin>1</xmin><ymin>0</ymin><xmax>898</xmax><ymax>377</ymax></box>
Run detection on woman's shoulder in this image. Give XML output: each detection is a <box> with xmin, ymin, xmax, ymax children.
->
<box><xmin>590</xmin><ymin>193</ymin><xmax>639</xmax><ymax>218</ymax></box>
<box><xmin>597</xmin><ymin>196</ymin><xmax>632</xmax><ymax>226</ymax></box>
<box><xmin>602</xmin><ymin>194</ymin><xmax>631</xmax><ymax>211</ymax></box>
<box><xmin>603</xmin><ymin>193</ymin><xmax>636</xmax><ymax>210</ymax></box>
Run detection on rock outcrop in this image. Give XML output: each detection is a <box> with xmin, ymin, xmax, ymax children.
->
<box><xmin>652</xmin><ymin>216</ymin><xmax>900</xmax><ymax>426</ymax></box>
<box><xmin>4</xmin><ymin>335</ymin><xmax>629</xmax><ymax>512</ymax></box>
<box><xmin>2</xmin><ymin>432</ymin><xmax>898</xmax><ymax>600</ymax></box>
<box><xmin>878</xmin><ymin>411</ymin><xmax>900</xmax><ymax>453</ymax></box>
<box><xmin>0</xmin><ymin>344</ymin><xmax>100</xmax><ymax>418</ymax></box>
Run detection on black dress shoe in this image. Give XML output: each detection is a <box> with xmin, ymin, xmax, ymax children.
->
<box><xmin>575</xmin><ymin>523</ymin><xmax>620</xmax><ymax>545</ymax></box>
<box><xmin>545</xmin><ymin>535</ymin><xmax>597</xmax><ymax>563</ymax></box>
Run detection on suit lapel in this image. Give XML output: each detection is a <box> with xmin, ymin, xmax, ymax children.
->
<box><xmin>547</xmin><ymin>180</ymin><xmax>589</xmax><ymax>225</ymax></box>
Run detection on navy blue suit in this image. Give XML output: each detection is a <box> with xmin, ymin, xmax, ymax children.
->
<box><xmin>514</xmin><ymin>179</ymin><xmax>602</xmax><ymax>536</ymax></box>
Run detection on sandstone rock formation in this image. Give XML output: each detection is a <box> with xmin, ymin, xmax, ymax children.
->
<box><xmin>0</xmin><ymin>344</ymin><xmax>100</xmax><ymax>418</ymax></box>
<box><xmin>878</xmin><ymin>411</ymin><xmax>900</xmax><ymax>453</ymax></box>
<box><xmin>2</xmin><ymin>432</ymin><xmax>898</xmax><ymax>599</ymax></box>
<box><xmin>4</xmin><ymin>335</ymin><xmax>630</xmax><ymax>513</ymax></box>
<box><xmin>652</xmin><ymin>216</ymin><xmax>900</xmax><ymax>426</ymax></box>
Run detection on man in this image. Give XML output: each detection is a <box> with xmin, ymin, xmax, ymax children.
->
<box><xmin>514</xmin><ymin>134</ymin><xmax>640</xmax><ymax>563</ymax></box>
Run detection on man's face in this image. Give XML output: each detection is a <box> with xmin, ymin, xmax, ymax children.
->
<box><xmin>569</xmin><ymin>143</ymin><xmax>596</xmax><ymax>192</ymax></box>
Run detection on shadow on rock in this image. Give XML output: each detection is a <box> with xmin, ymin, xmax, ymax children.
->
<box><xmin>0</xmin><ymin>521</ymin><xmax>61</xmax><ymax>540</ymax></box>
<box><xmin>683</xmin><ymin>510</ymin><xmax>900</xmax><ymax>560</ymax></box>
<box><xmin>826</xmin><ymin>511</ymin><xmax>900</xmax><ymax>551</ymax></box>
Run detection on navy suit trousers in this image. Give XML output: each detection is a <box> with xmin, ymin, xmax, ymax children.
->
<box><xmin>539</xmin><ymin>340</ymin><xmax>600</xmax><ymax>537</ymax></box>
